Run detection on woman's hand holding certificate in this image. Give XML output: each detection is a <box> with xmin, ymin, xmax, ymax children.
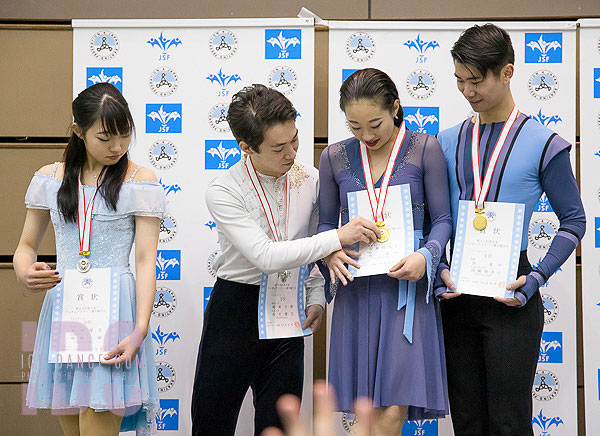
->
<box><xmin>387</xmin><ymin>251</ymin><xmax>427</xmax><ymax>282</ymax></box>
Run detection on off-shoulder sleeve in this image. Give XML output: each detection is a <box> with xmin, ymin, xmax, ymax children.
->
<box><xmin>24</xmin><ymin>173</ymin><xmax>59</xmax><ymax>210</ymax></box>
<box><xmin>101</xmin><ymin>182</ymin><xmax>167</xmax><ymax>218</ymax></box>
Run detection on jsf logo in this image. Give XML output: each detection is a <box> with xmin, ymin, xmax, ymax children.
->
<box><xmin>403</xmin><ymin>107</ymin><xmax>439</xmax><ymax>135</ymax></box>
<box><xmin>146</xmin><ymin>104</ymin><xmax>182</xmax><ymax>134</ymax></box>
<box><xmin>206</xmin><ymin>68</ymin><xmax>242</xmax><ymax>97</ymax></box>
<box><xmin>86</xmin><ymin>67</ymin><xmax>123</xmax><ymax>92</ymax></box>
<box><xmin>205</xmin><ymin>140</ymin><xmax>241</xmax><ymax>169</ymax></box>
<box><xmin>156</xmin><ymin>399</ymin><xmax>179</xmax><ymax>430</ymax></box>
<box><xmin>156</xmin><ymin>250</ymin><xmax>181</xmax><ymax>280</ymax></box>
<box><xmin>401</xmin><ymin>419</ymin><xmax>438</xmax><ymax>436</ymax></box>
<box><xmin>531</xmin><ymin>109</ymin><xmax>562</xmax><ymax>127</ymax></box>
<box><xmin>525</xmin><ymin>33</ymin><xmax>562</xmax><ymax>63</ymax></box>
<box><xmin>532</xmin><ymin>409</ymin><xmax>564</xmax><ymax>436</ymax></box>
<box><xmin>403</xmin><ymin>34</ymin><xmax>439</xmax><ymax>63</ymax></box>
<box><xmin>535</xmin><ymin>193</ymin><xmax>554</xmax><ymax>213</ymax></box>
<box><xmin>152</xmin><ymin>325</ymin><xmax>180</xmax><ymax>357</ymax></box>
<box><xmin>265</xmin><ymin>29</ymin><xmax>301</xmax><ymax>59</ymax></box>
<box><xmin>538</xmin><ymin>332</ymin><xmax>563</xmax><ymax>363</ymax></box>
<box><xmin>147</xmin><ymin>32</ymin><xmax>182</xmax><ymax>61</ymax></box>
<box><xmin>159</xmin><ymin>178</ymin><xmax>182</xmax><ymax>196</ymax></box>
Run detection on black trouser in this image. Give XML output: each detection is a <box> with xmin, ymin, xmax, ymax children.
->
<box><xmin>191</xmin><ymin>278</ymin><xmax>304</xmax><ymax>436</ymax></box>
<box><xmin>441</xmin><ymin>252</ymin><xmax>544</xmax><ymax>436</ymax></box>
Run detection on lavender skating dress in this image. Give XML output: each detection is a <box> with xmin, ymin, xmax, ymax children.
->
<box><xmin>318</xmin><ymin>131</ymin><xmax>451</xmax><ymax>420</ymax></box>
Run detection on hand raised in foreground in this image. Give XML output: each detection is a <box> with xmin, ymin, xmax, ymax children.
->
<box><xmin>261</xmin><ymin>380</ymin><xmax>376</xmax><ymax>436</ymax></box>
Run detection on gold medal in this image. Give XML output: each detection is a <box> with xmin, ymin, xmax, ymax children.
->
<box><xmin>376</xmin><ymin>221</ymin><xmax>390</xmax><ymax>243</ymax></box>
<box><xmin>473</xmin><ymin>209</ymin><xmax>487</xmax><ymax>231</ymax></box>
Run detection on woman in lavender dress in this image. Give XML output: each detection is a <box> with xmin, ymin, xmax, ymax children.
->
<box><xmin>318</xmin><ymin>68</ymin><xmax>451</xmax><ymax>435</ymax></box>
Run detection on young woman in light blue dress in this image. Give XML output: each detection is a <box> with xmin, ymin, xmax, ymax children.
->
<box><xmin>13</xmin><ymin>83</ymin><xmax>165</xmax><ymax>436</ymax></box>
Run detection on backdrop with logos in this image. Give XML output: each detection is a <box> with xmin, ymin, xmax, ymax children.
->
<box><xmin>327</xmin><ymin>20</ymin><xmax>577</xmax><ymax>436</ymax></box>
<box><xmin>579</xmin><ymin>17</ymin><xmax>600</xmax><ymax>436</ymax></box>
<box><xmin>73</xmin><ymin>18</ymin><xmax>315</xmax><ymax>435</ymax></box>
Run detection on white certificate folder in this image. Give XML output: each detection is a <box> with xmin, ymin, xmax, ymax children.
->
<box><xmin>450</xmin><ymin>200</ymin><xmax>525</xmax><ymax>298</ymax></box>
<box><xmin>347</xmin><ymin>184</ymin><xmax>414</xmax><ymax>277</ymax></box>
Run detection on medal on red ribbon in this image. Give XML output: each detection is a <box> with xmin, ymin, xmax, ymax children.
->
<box><xmin>77</xmin><ymin>167</ymin><xmax>106</xmax><ymax>273</ymax></box>
<box><xmin>359</xmin><ymin>122</ymin><xmax>407</xmax><ymax>243</ymax></box>
<box><xmin>245</xmin><ymin>156</ymin><xmax>291</xmax><ymax>282</ymax></box>
<box><xmin>471</xmin><ymin>106</ymin><xmax>519</xmax><ymax>231</ymax></box>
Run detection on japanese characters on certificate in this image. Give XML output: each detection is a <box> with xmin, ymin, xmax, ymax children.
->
<box><xmin>49</xmin><ymin>268</ymin><xmax>120</xmax><ymax>363</ymax></box>
<box><xmin>258</xmin><ymin>265</ymin><xmax>312</xmax><ymax>339</ymax></box>
<box><xmin>347</xmin><ymin>183</ymin><xmax>415</xmax><ymax>277</ymax></box>
<box><xmin>450</xmin><ymin>200</ymin><xmax>524</xmax><ymax>298</ymax></box>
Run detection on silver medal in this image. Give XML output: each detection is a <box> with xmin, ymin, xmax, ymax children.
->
<box><xmin>278</xmin><ymin>270</ymin><xmax>290</xmax><ymax>283</ymax></box>
<box><xmin>77</xmin><ymin>257</ymin><xmax>91</xmax><ymax>273</ymax></box>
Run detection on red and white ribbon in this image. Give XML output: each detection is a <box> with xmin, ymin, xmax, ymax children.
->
<box><xmin>77</xmin><ymin>168</ymin><xmax>106</xmax><ymax>255</ymax></box>
<box><xmin>359</xmin><ymin>122</ymin><xmax>407</xmax><ymax>223</ymax></box>
<box><xmin>245</xmin><ymin>156</ymin><xmax>289</xmax><ymax>242</ymax></box>
<box><xmin>471</xmin><ymin>105</ymin><xmax>519</xmax><ymax>210</ymax></box>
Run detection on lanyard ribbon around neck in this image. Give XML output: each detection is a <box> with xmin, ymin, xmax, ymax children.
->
<box><xmin>359</xmin><ymin>122</ymin><xmax>406</xmax><ymax>224</ymax></box>
<box><xmin>471</xmin><ymin>106</ymin><xmax>519</xmax><ymax>210</ymax></box>
<box><xmin>77</xmin><ymin>167</ymin><xmax>106</xmax><ymax>256</ymax></box>
<box><xmin>245</xmin><ymin>156</ymin><xmax>290</xmax><ymax>242</ymax></box>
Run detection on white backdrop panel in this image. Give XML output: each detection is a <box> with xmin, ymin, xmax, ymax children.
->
<box><xmin>328</xmin><ymin>20</ymin><xmax>576</xmax><ymax>436</ymax></box>
<box><xmin>579</xmin><ymin>17</ymin><xmax>600</xmax><ymax>436</ymax></box>
<box><xmin>74</xmin><ymin>18</ymin><xmax>315</xmax><ymax>435</ymax></box>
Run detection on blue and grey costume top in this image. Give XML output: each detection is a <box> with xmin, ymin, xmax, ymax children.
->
<box><xmin>436</xmin><ymin>112</ymin><xmax>585</xmax><ymax>305</ymax></box>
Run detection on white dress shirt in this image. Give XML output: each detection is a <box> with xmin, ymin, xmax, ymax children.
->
<box><xmin>205</xmin><ymin>155</ymin><xmax>341</xmax><ymax>308</ymax></box>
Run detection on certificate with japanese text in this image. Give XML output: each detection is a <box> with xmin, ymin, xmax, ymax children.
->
<box><xmin>450</xmin><ymin>200</ymin><xmax>525</xmax><ymax>298</ymax></box>
<box><xmin>49</xmin><ymin>268</ymin><xmax>120</xmax><ymax>363</ymax></box>
<box><xmin>347</xmin><ymin>184</ymin><xmax>415</xmax><ymax>277</ymax></box>
<box><xmin>258</xmin><ymin>265</ymin><xmax>312</xmax><ymax>339</ymax></box>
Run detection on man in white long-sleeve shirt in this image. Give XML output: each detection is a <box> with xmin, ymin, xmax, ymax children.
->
<box><xmin>191</xmin><ymin>84</ymin><xmax>380</xmax><ymax>436</ymax></box>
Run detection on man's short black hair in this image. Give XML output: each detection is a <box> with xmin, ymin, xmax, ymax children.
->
<box><xmin>227</xmin><ymin>84</ymin><xmax>297</xmax><ymax>153</ymax></box>
<box><xmin>451</xmin><ymin>23</ymin><xmax>515</xmax><ymax>77</ymax></box>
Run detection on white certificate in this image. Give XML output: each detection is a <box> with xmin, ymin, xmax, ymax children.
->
<box><xmin>346</xmin><ymin>184</ymin><xmax>415</xmax><ymax>277</ymax></box>
<box><xmin>450</xmin><ymin>200</ymin><xmax>525</xmax><ymax>298</ymax></box>
<box><xmin>49</xmin><ymin>268</ymin><xmax>120</xmax><ymax>363</ymax></box>
<box><xmin>258</xmin><ymin>265</ymin><xmax>312</xmax><ymax>339</ymax></box>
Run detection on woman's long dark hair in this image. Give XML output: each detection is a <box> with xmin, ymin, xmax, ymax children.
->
<box><xmin>339</xmin><ymin>68</ymin><xmax>404</xmax><ymax>127</ymax></box>
<box><xmin>57</xmin><ymin>83</ymin><xmax>134</xmax><ymax>222</ymax></box>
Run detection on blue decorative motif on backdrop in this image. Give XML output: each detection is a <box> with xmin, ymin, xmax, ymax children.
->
<box><xmin>401</xmin><ymin>419</ymin><xmax>438</xmax><ymax>435</ymax></box>
<box><xmin>525</xmin><ymin>33</ymin><xmax>563</xmax><ymax>63</ymax></box>
<box><xmin>156</xmin><ymin>250</ymin><xmax>181</xmax><ymax>280</ymax></box>
<box><xmin>538</xmin><ymin>332</ymin><xmax>563</xmax><ymax>363</ymax></box>
<box><xmin>86</xmin><ymin>67</ymin><xmax>122</xmax><ymax>92</ymax></box>
<box><xmin>403</xmin><ymin>34</ymin><xmax>439</xmax><ymax>63</ymax></box>
<box><xmin>204</xmin><ymin>287</ymin><xmax>213</xmax><ymax>311</ymax></box>
<box><xmin>159</xmin><ymin>178</ymin><xmax>182</xmax><ymax>196</ymax></box>
<box><xmin>403</xmin><ymin>107</ymin><xmax>439</xmax><ymax>135</ymax></box>
<box><xmin>147</xmin><ymin>32</ymin><xmax>182</xmax><ymax>61</ymax></box>
<box><xmin>146</xmin><ymin>104</ymin><xmax>182</xmax><ymax>133</ymax></box>
<box><xmin>532</xmin><ymin>409</ymin><xmax>564</xmax><ymax>435</ymax></box>
<box><xmin>342</xmin><ymin>69</ymin><xmax>359</xmax><ymax>82</ymax></box>
<box><xmin>265</xmin><ymin>29</ymin><xmax>301</xmax><ymax>59</ymax></box>
<box><xmin>594</xmin><ymin>68</ymin><xmax>600</xmax><ymax>98</ymax></box>
<box><xmin>156</xmin><ymin>399</ymin><xmax>179</xmax><ymax>431</ymax></box>
<box><xmin>152</xmin><ymin>325</ymin><xmax>181</xmax><ymax>357</ymax></box>
<box><xmin>206</xmin><ymin>68</ymin><xmax>242</xmax><ymax>97</ymax></box>
<box><xmin>595</xmin><ymin>217</ymin><xmax>600</xmax><ymax>248</ymax></box>
<box><xmin>531</xmin><ymin>109</ymin><xmax>562</xmax><ymax>127</ymax></box>
<box><xmin>205</xmin><ymin>140</ymin><xmax>241</xmax><ymax>169</ymax></box>
<box><xmin>535</xmin><ymin>193</ymin><xmax>554</xmax><ymax>212</ymax></box>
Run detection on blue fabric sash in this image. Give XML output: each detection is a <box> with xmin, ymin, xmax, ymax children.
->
<box><xmin>397</xmin><ymin>230</ymin><xmax>434</xmax><ymax>343</ymax></box>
